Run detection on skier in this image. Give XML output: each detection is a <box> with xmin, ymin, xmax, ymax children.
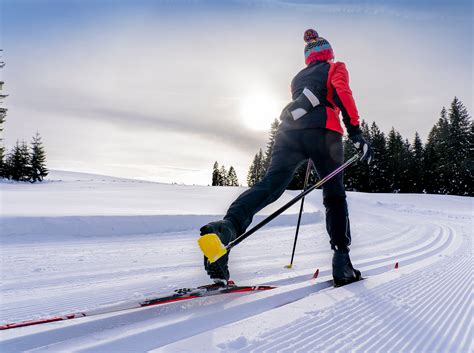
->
<box><xmin>200</xmin><ymin>29</ymin><xmax>373</xmax><ymax>287</ymax></box>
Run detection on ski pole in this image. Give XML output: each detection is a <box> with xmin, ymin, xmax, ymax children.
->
<box><xmin>199</xmin><ymin>154</ymin><xmax>360</xmax><ymax>263</ymax></box>
<box><xmin>285</xmin><ymin>159</ymin><xmax>313</xmax><ymax>269</ymax></box>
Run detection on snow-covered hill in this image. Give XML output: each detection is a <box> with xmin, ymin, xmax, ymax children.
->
<box><xmin>0</xmin><ymin>171</ymin><xmax>472</xmax><ymax>352</ymax></box>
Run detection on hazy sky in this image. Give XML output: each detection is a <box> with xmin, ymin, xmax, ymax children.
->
<box><xmin>1</xmin><ymin>0</ymin><xmax>472</xmax><ymax>185</ymax></box>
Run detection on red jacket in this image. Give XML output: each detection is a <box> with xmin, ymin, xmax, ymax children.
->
<box><xmin>279</xmin><ymin>60</ymin><xmax>362</xmax><ymax>137</ymax></box>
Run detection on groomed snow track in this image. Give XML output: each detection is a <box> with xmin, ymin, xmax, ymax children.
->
<box><xmin>0</xmin><ymin>180</ymin><xmax>472</xmax><ymax>352</ymax></box>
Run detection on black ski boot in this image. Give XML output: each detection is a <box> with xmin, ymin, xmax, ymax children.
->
<box><xmin>200</xmin><ymin>220</ymin><xmax>237</xmax><ymax>283</ymax></box>
<box><xmin>332</xmin><ymin>248</ymin><xmax>362</xmax><ymax>287</ymax></box>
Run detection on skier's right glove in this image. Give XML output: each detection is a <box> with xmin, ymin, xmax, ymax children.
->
<box><xmin>279</xmin><ymin>87</ymin><xmax>320</xmax><ymax>122</ymax></box>
<box><xmin>350</xmin><ymin>134</ymin><xmax>374</xmax><ymax>165</ymax></box>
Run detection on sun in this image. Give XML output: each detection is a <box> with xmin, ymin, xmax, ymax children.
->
<box><xmin>240</xmin><ymin>92</ymin><xmax>281</xmax><ymax>132</ymax></box>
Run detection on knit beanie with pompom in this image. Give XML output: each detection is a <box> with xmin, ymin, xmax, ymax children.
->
<box><xmin>304</xmin><ymin>29</ymin><xmax>334</xmax><ymax>65</ymax></box>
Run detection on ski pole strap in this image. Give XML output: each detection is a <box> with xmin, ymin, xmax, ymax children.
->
<box><xmin>226</xmin><ymin>154</ymin><xmax>360</xmax><ymax>250</ymax></box>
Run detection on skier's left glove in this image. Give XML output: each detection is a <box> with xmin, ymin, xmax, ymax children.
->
<box><xmin>350</xmin><ymin>134</ymin><xmax>374</xmax><ymax>165</ymax></box>
<box><xmin>279</xmin><ymin>87</ymin><xmax>320</xmax><ymax>122</ymax></box>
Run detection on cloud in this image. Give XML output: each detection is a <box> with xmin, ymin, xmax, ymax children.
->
<box><xmin>15</xmin><ymin>84</ymin><xmax>265</xmax><ymax>152</ymax></box>
<box><xmin>240</xmin><ymin>0</ymin><xmax>472</xmax><ymax>21</ymax></box>
<box><xmin>4</xmin><ymin>13</ymin><xmax>282</xmax><ymax>154</ymax></box>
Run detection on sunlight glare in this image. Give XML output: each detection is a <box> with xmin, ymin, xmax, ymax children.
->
<box><xmin>240</xmin><ymin>92</ymin><xmax>281</xmax><ymax>132</ymax></box>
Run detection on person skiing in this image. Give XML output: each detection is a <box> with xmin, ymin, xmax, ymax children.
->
<box><xmin>200</xmin><ymin>29</ymin><xmax>373</xmax><ymax>287</ymax></box>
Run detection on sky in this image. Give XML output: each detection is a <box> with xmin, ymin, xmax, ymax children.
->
<box><xmin>1</xmin><ymin>0</ymin><xmax>472</xmax><ymax>185</ymax></box>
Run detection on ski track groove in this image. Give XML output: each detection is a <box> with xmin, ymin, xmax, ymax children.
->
<box><xmin>1</xmin><ymin>200</ymin><xmax>471</xmax><ymax>353</ymax></box>
<box><xmin>296</xmin><ymin>265</ymin><xmax>449</xmax><ymax>353</ymax></box>
<box><xmin>242</xmin><ymin>227</ymin><xmax>429</xmax><ymax>349</ymax></box>
<box><xmin>444</xmin><ymin>232</ymin><xmax>473</xmax><ymax>352</ymax></box>
<box><xmin>0</xmin><ymin>224</ymin><xmax>431</xmax><ymax>323</ymax></box>
<box><xmin>386</xmin><ymin>260</ymin><xmax>469</xmax><ymax>353</ymax></box>
<box><xmin>261</xmin><ymin>257</ymin><xmax>465</xmax><ymax>353</ymax></box>
<box><xmin>354</xmin><ymin>226</ymin><xmax>444</xmax><ymax>269</ymax></box>
<box><xmin>232</xmin><ymin>223</ymin><xmax>419</xmax><ymax>277</ymax></box>
<box><xmin>240</xmin><ymin>226</ymin><xmax>470</xmax><ymax>353</ymax></box>
<box><xmin>370</xmin><ymin>257</ymin><xmax>467</xmax><ymax>352</ymax></box>
<box><xmin>1</xmin><ymin>224</ymin><xmax>441</xmax><ymax>324</ymax></box>
<box><xmin>1</xmin><ymin>232</ymin><xmax>451</xmax><ymax>353</ymax></box>
<box><xmin>354</xmin><ymin>259</ymin><xmax>459</xmax><ymax>350</ymax></box>
<box><xmin>1</xmin><ymin>226</ymin><xmax>448</xmax><ymax>332</ymax></box>
<box><xmin>370</xmin><ymin>228</ymin><xmax>459</xmax><ymax>352</ymax></box>
<box><xmin>267</xmin><ymin>297</ymin><xmax>367</xmax><ymax>353</ymax></box>
<box><xmin>0</xmin><ymin>223</ymin><xmax>418</xmax><ymax>288</ymax></box>
<box><xmin>16</xmin><ymin>282</ymin><xmax>335</xmax><ymax>353</ymax></box>
<box><xmin>341</xmin><ymin>228</ymin><xmax>461</xmax><ymax>352</ymax></box>
<box><xmin>433</xmin><ymin>277</ymin><xmax>472</xmax><ymax>352</ymax></box>
<box><xmin>260</xmin><ymin>224</ymin><xmax>431</xmax><ymax>286</ymax></box>
<box><xmin>456</xmin><ymin>301</ymin><xmax>473</xmax><ymax>352</ymax></box>
<box><xmin>222</xmin><ymin>227</ymin><xmax>449</xmax><ymax>351</ymax></box>
<box><xmin>0</xmin><ymin>221</ymin><xmax>452</xmax><ymax>336</ymax></box>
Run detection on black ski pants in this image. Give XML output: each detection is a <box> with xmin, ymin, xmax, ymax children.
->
<box><xmin>224</xmin><ymin>128</ymin><xmax>351</xmax><ymax>250</ymax></box>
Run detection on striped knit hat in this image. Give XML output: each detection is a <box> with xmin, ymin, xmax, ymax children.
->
<box><xmin>304</xmin><ymin>29</ymin><xmax>334</xmax><ymax>65</ymax></box>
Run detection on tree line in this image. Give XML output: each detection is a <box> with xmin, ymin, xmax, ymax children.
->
<box><xmin>212</xmin><ymin>162</ymin><xmax>239</xmax><ymax>186</ymax></box>
<box><xmin>343</xmin><ymin>97</ymin><xmax>472</xmax><ymax>196</ymax></box>
<box><xmin>0</xmin><ymin>50</ymin><xmax>49</xmax><ymax>182</ymax></box>
<box><xmin>1</xmin><ymin>134</ymin><xmax>49</xmax><ymax>182</ymax></box>
<box><xmin>247</xmin><ymin>119</ymin><xmax>282</xmax><ymax>187</ymax></box>
<box><xmin>241</xmin><ymin>96</ymin><xmax>471</xmax><ymax>196</ymax></box>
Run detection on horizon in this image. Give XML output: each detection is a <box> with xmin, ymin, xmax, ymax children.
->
<box><xmin>1</xmin><ymin>0</ymin><xmax>472</xmax><ymax>185</ymax></box>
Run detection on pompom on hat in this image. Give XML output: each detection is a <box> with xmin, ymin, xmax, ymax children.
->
<box><xmin>304</xmin><ymin>29</ymin><xmax>334</xmax><ymax>65</ymax></box>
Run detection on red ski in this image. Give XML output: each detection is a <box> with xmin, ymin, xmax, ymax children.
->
<box><xmin>0</xmin><ymin>282</ymin><xmax>275</xmax><ymax>330</ymax></box>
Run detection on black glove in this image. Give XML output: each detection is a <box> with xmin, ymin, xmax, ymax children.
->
<box><xmin>350</xmin><ymin>134</ymin><xmax>374</xmax><ymax>165</ymax></box>
<box><xmin>279</xmin><ymin>87</ymin><xmax>320</xmax><ymax>121</ymax></box>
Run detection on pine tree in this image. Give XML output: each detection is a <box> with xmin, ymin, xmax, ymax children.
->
<box><xmin>368</xmin><ymin>122</ymin><xmax>389</xmax><ymax>192</ymax></box>
<box><xmin>219</xmin><ymin>165</ymin><xmax>228</xmax><ymax>186</ymax></box>
<box><xmin>227</xmin><ymin>166</ymin><xmax>239</xmax><ymax>186</ymax></box>
<box><xmin>424</xmin><ymin>118</ymin><xmax>439</xmax><ymax>194</ymax></box>
<box><xmin>247</xmin><ymin>149</ymin><xmax>265</xmax><ymax>186</ymax></box>
<box><xmin>343</xmin><ymin>136</ymin><xmax>359</xmax><ymax>191</ymax></box>
<box><xmin>467</xmin><ymin>123</ymin><xmax>474</xmax><ymax>195</ymax></box>
<box><xmin>263</xmin><ymin>119</ymin><xmax>280</xmax><ymax>173</ymax></box>
<box><xmin>446</xmin><ymin>97</ymin><xmax>472</xmax><ymax>195</ymax></box>
<box><xmin>359</xmin><ymin>121</ymin><xmax>371</xmax><ymax>191</ymax></box>
<box><xmin>30</xmin><ymin>132</ymin><xmax>48</xmax><ymax>182</ymax></box>
<box><xmin>344</xmin><ymin>120</ymin><xmax>370</xmax><ymax>191</ymax></box>
<box><xmin>212</xmin><ymin>161</ymin><xmax>220</xmax><ymax>186</ymax></box>
<box><xmin>6</xmin><ymin>140</ymin><xmax>31</xmax><ymax>181</ymax></box>
<box><xmin>19</xmin><ymin>141</ymin><xmax>32</xmax><ymax>181</ymax></box>
<box><xmin>256</xmin><ymin>149</ymin><xmax>266</xmax><ymax>182</ymax></box>
<box><xmin>400</xmin><ymin>138</ymin><xmax>413</xmax><ymax>192</ymax></box>
<box><xmin>386</xmin><ymin>128</ymin><xmax>405</xmax><ymax>192</ymax></box>
<box><xmin>436</xmin><ymin>108</ymin><xmax>451</xmax><ymax>193</ymax></box>
<box><xmin>247</xmin><ymin>153</ymin><xmax>258</xmax><ymax>187</ymax></box>
<box><xmin>423</xmin><ymin>124</ymin><xmax>440</xmax><ymax>194</ymax></box>
<box><xmin>0</xmin><ymin>110</ymin><xmax>5</xmax><ymax>178</ymax></box>
<box><xmin>0</xmin><ymin>50</ymin><xmax>7</xmax><ymax>178</ymax></box>
<box><xmin>5</xmin><ymin>143</ymin><xmax>19</xmax><ymax>180</ymax></box>
<box><xmin>411</xmin><ymin>132</ymin><xmax>424</xmax><ymax>193</ymax></box>
<box><xmin>424</xmin><ymin>107</ymin><xmax>452</xmax><ymax>194</ymax></box>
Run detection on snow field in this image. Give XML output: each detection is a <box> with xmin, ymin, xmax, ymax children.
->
<box><xmin>0</xmin><ymin>171</ymin><xmax>472</xmax><ymax>352</ymax></box>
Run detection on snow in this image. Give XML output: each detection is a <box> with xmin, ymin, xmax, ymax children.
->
<box><xmin>0</xmin><ymin>171</ymin><xmax>472</xmax><ymax>352</ymax></box>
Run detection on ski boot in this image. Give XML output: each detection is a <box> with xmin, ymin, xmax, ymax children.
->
<box><xmin>200</xmin><ymin>220</ymin><xmax>237</xmax><ymax>283</ymax></box>
<box><xmin>332</xmin><ymin>247</ymin><xmax>362</xmax><ymax>287</ymax></box>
